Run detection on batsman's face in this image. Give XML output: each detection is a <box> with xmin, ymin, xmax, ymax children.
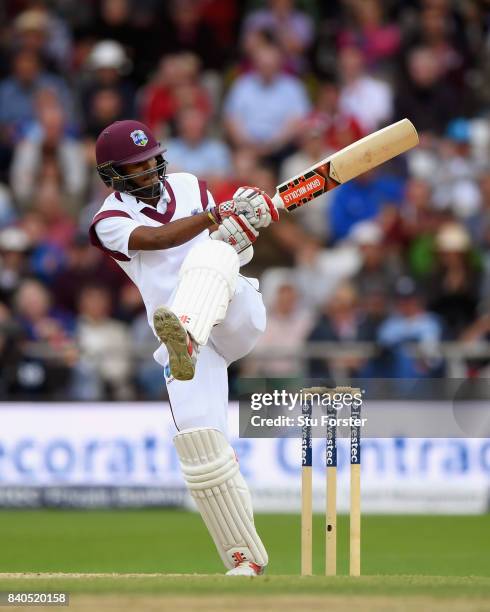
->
<box><xmin>122</xmin><ymin>157</ymin><xmax>158</xmax><ymax>187</ymax></box>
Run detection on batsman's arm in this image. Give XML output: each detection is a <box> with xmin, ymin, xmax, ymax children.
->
<box><xmin>128</xmin><ymin>212</ymin><xmax>215</xmax><ymax>250</ymax></box>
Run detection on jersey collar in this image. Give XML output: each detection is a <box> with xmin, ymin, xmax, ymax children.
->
<box><xmin>115</xmin><ymin>181</ymin><xmax>175</xmax><ymax>223</ymax></box>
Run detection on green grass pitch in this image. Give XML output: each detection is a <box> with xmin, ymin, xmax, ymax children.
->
<box><xmin>0</xmin><ymin>510</ymin><xmax>489</xmax><ymax>609</ymax></box>
<box><xmin>0</xmin><ymin>510</ymin><xmax>489</xmax><ymax>576</ymax></box>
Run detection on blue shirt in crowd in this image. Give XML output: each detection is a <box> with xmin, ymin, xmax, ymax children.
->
<box><xmin>166</xmin><ymin>138</ymin><xmax>232</xmax><ymax>177</ymax></box>
<box><xmin>378</xmin><ymin>313</ymin><xmax>442</xmax><ymax>347</ymax></box>
<box><xmin>328</xmin><ymin>174</ymin><xmax>405</xmax><ymax>241</ymax></box>
<box><xmin>0</xmin><ymin>73</ymin><xmax>74</xmax><ymax>140</ymax></box>
<box><xmin>224</xmin><ymin>73</ymin><xmax>310</xmax><ymax>142</ymax></box>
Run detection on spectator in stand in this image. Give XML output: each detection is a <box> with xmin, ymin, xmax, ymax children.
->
<box><xmin>402</xmin><ymin>178</ymin><xmax>436</xmax><ymax>239</ymax></box>
<box><xmin>242</xmin><ymin>0</ymin><xmax>314</xmax><ymax>74</ymax></box>
<box><xmin>337</xmin><ymin>0</ymin><xmax>401</xmax><ymax>71</ymax></box>
<box><xmin>0</xmin><ymin>302</ymin><xmax>24</xmax><ymax>398</ymax></box>
<box><xmin>0</xmin><ymin>49</ymin><xmax>74</xmax><ymax>149</ymax></box>
<box><xmin>31</xmin><ymin>183</ymin><xmax>77</xmax><ymax>249</ymax></box>
<box><xmin>400</xmin><ymin>177</ymin><xmax>445</xmax><ymax>279</ymax></box>
<box><xmin>20</xmin><ymin>210</ymin><xmax>66</xmax><ymax>285</ymax></box>
<box><xmin>92</xmin><ymin>0</ymin><xmax>153</xmax><ymax>83</ymax></box>
<box><xmin>224</xmin><ymin>40</ymin><xmax>310</xmax><ymax>165</ymax></box>
<box><xmin>431</xmin><ymin>119</ymin><xmax>483</xmax><ymax>222</ymax></box>
<box><xmin>337</xmin><ymin>45</ymin><xmax>393</xmax><ymax>132</ymax></box>
<box><xmin>12</xmin><ymin>278</ymin><xmax>76</xmax><ymax>398</ymax></box>
<box><xmin>14</xmin><ymin>278</ymin><xmax>74</xmax><ymax>340</ymax></box>
<box><xmin>394</xmin><ymin>46</ymin><xmax>460</xmax><ymax>135</ymax></box>
<box><xmin>349</xmin><ymin>221</ymin><xmax>401</xmax><ymax>296</ymax></box>
<box><xmin>75</xmin><ymin>285</ymin><xmax>133</xmax><ymax>400</ymax></box>
<box><xmin>80</xmin><ymin>40</ymin><xmax>135</xmax><ymax>123</ymax></box>
<box><xmin>478</xmin><ymin>172</ymin><xmax>490</xmax><ymax>302</ymax></box>
<box><xmin>311</xmin><ymin>78</ymin><xmax>364</xmax><ymax>150</ymax></box>
<box><xmin>10</xmin><ymin>96</ymin><xmax>87</xmax><ymax>212</ymax></box>
<box><xmin>140</xmin><ymin>53</ymin><xmax>211</xmax><ymax>138</ymax></box>
<box><xmin>0</xmin><ymin>227</ymin><xmax>31</xmax><ymax>307</ymax></box>
<box><xmin>359</xmin><ymin>289</ymin><xmax>388</xmax><ymax>343</ymax></box>
<box><xmin>158</xmin><ymin>0</ymin><xmax>224</xmax><ymax>71</ymax></box>
<box><xmin>93</xmin><ymin>0</ymin><xmax>139</xmax><ymax>48</ymax></box>
<box><xmin>117</xmin><ymin>282</ymin><xmax>146</xmax><ymax>323</ymax></box>
<box><xmin>248</xmin><ymin>274</ymin><xmax>313</xmax><ymax>376</ymax></box>
<box><xmin>328</xmin><ymin>169</ymin><xmax>405</xmax><ymax>242</ymax></box>
<box><xmin>307</xmin><ymin>282</ymin><xmax>372</xmax><ymax>378</ymax></box>
<box><xmin>378</xmin><ymin>276</ymin><xmax>443</xmax><ymax>377</ymax></box>
<box><xmin>199</xmin><ymin>0</ymin><xmax>239</xmax><ymax>51</ymax></box>
<box><xmin>291</xmin><ymin>234</ymin><xmax>360</xmax><ymax>310</ymax></box>
<box><xmin>52</xmin><ymin>233</ymin><xmax>125</xmax><ymax>315</ymax></box>
<box><xmin>83</xmin><ymin>86</ymin><xmax>124</xmax><ymax>142</ymax></box>
<box><xmin>405</xmin><ymin>132</ymin><xmax>440</xmax><ymax>184</ymax></box>
<box><xmin>0</xmin><ymin>183</ymin><xmax>16</xmax><ymax>227</ymax></box>
<box><xmin>427</xmin><ymin>223</ymin><xmax>481</xmax><ymax>339</ymax></box>
<box><xmin>166</xmin><ymin>108</ymin><xmax>232</xmax><ymax>181</ymax></box>
<box><xmin>461</xmin><ymin>307</ymin><xmax>490</xmax><ymax>377</ymax></box>
<box><xmin>13</xmin><ymin>7</ymin><xmax>73</xmax><ymax>75</ymax></box>
<box><xmin>403</xmin><ymin>1</ymin><xmax>469</xmax><ymax>89</ymax></box>
<box><xmin>478</xmin><ymin>170</ymin><xmax>490</xmax><ymax>240</ymax></box>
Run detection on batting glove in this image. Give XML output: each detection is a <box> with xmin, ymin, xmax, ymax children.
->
<box><xmin>210</xmin><ymin>213</ymin><xmax>258</xmax><ymax>253</ymax></box>
<box><xmin>208</xmin><ymin>186</ymin><xmax>279</xmax><ymax>229</ymax></box>
<box><xmin>232</xmin><ymin>186</ymin><xmax>279</xmax><ymax>228</ymax></box>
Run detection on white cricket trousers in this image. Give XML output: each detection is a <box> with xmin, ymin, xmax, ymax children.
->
<box><xmin>154</xmin><ymin>275</ymin><xmax>266</xmax><ymax>434</ymax></box>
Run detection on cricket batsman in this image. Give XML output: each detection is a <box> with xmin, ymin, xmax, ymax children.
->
<box><xmin>89</xmin><ymin>120</ymin><xmax>278</xmax><ymax>575</ymax></box>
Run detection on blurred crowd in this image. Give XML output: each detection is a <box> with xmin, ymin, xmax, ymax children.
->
<box><xmin>0</xmin><ymin>0</ymin><xmax>490</xmax><ymax>399</ymax></box>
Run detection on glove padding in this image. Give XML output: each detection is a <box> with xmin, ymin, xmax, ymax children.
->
<box><xmin>209</xmin><ymin>186</ymin><xmax>279</xmax><ymax>229</ymax></box>
<box><xmin>232</xmin><ymin>186</ymin><xmax>279</xmax><ymax>228</ymax></box>
<box><xmin>210</xmin><ymin>213</ymin><xmax>258</xmax><ymax>254</ymax></box>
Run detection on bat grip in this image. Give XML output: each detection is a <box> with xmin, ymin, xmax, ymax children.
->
<box><xmin>272</xmin><ymin>192</ymin><xmax>285</xmax><ymax>211</ymax></box>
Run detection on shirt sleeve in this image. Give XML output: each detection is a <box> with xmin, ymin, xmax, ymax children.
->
<box><xmin>95</xmin><ymin>216</ymin><xmax>142</xmax><ymax>258</ymax></box>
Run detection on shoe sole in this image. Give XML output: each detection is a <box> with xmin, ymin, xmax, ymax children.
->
<box><xmin>153</xmin><ymin>307</ymin><xmax>195</xmax><ymax>381</ymax></box>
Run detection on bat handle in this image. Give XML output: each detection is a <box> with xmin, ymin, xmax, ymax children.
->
<box><xmin>272</xmin><ymin>192</ymin><xmax>285</xmax><ymax>211</ymax></box>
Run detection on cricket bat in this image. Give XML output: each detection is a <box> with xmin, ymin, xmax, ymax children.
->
<box><xmin>272</xmin><ymin>118</ymin><xmax>418</xmax><ymax>211</ymax></box>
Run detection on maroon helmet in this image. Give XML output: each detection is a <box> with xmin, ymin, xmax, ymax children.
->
<box><xmin>95</xmin><ymin>120</ymin><xmax>167</xmax><ymax>200</ymax></box>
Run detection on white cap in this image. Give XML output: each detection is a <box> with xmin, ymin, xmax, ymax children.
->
<box><xmin>88</xmin><ymin>40</ymin><xmax>130</xmax><ymax>71</ymax></box>
<box><xmin>451</xmin><ymin>180</ymin><xmax>482</xmax><ymax>218</ymax></box>
<box><xmin>349</xmin><ymin>221</ymin><xmax>383</xmax><ymax>246</ymax></box>
<box><xmin>436</xmin><ymin>223</ymin><xmax>471</xmax><ymax>252</ymax></box>
<box><xmin>0</xmin><ymin>227</ymin><xmax>30</xmax><ymax>252</ymax></box>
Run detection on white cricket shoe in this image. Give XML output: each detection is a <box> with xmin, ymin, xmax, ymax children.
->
<box><xmin>153</xmin><ymin>306</ymin><xmax>197</xmax><ymax>381</ymax></box>
<box><xmin>226</xmin><ymin>562</ymin><xmax>264</xmax><ymax>576</ymax></box>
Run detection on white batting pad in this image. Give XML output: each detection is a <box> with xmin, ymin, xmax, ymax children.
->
<box><xmin>210</xmin><ymin>231</ymin><xmax>254</xmax><ymax>267</ymax></box>
<box><xmin>171</xmin><ymin>241</ymin><xmax>239</xmax><ymax>346</ymax></box>
<box><xmin>174</xmin><ymin>428</ymin><xmax>268</xmax><ymax>569</ymax></box>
